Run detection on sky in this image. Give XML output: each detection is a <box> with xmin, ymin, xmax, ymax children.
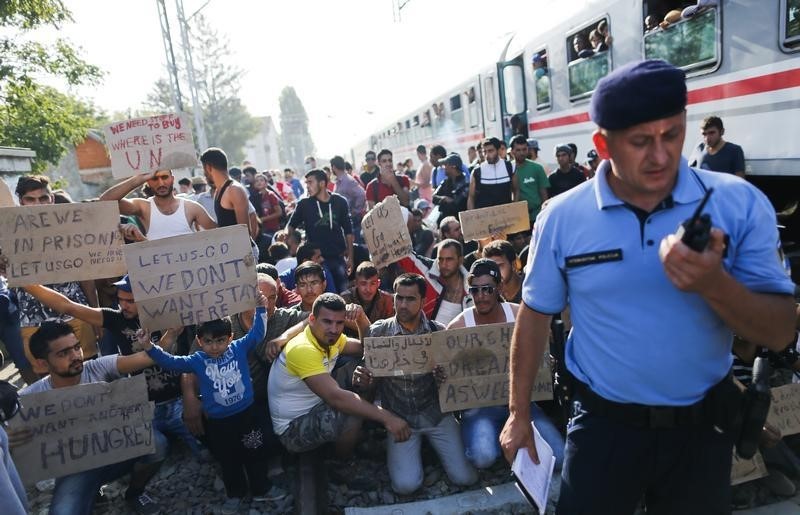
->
<box><xmin>29</xmin><ymin>0</ymin><xmax>588</xmax><ymax>158</ymax></box>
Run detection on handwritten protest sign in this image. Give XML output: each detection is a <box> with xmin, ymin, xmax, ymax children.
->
<box><xmin>363</xmin><ymin>334</ymin><xmax>434</xmax><ymax>377</ymax></box>
<box><xmin>124</xmin><ymin>225</ymin><xmax>257</xmax><ymax>331</ymax></box>
<box><xmin>0</xmin><ymin>179</ymin><xmax>14</xmax><ymax>207</ymax></box>
<box><xmin>434</xmin><ymin>323</ymin><xmax>553</xmax><ymax>412</ymax></box>
<box><xmin>0</xmin><ymin>201</ymin><xmax>126</xmax><ymax>287</ymax></box>
<box><xmin>459</xmin><ymin>201</ymin><xmax>530</xmax><ymax>242</ymax></box>
<box><xmin>731</xmin><ymin>451</ymin><xmax>768</xmax><ymax>485</ymax></box>
<box><xmin>362</xmin><ymin>196</ymin><xmax>413</xmax><ymax>268</ymax></box>
<box><xmin>767</xmin><ymin>383</ymin><xmax>800</xmax><ymax>437</ymax></box>
<box><xmin>103</xmin><ymin>113</ymin><xmax>197</xmax><ymax>178</ymax></box>
<box><xmin>10</xmin><ymin>375</ymin><xmax>154</xmax><ymax>484</ymax></box>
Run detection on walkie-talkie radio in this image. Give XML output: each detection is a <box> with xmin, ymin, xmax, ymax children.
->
<box><xmin>675</xmin><ymin>188</ymin><xmax>714</xmax><ymax>252</ymax></box>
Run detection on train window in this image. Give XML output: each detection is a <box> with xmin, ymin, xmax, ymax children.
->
<box><xmin>567</xmin><ymin>17</ymin><xmax>612</xmax><ymax>101</ymax></box>
<box><xmin>502</xmin><ymin>66</ymin><xmax>525</xmax><ymax>114</ymax></box>
<box><xmin>413</xmin><ymin>115</ymin><xmax>420</xmax><ymax>126</ymax></box>
<box><xmin>467</xmin><ymin>87</ymin><xmax>479</xmax><ymax>128</ymax></box>
<box><xmin>782</xmin><ymin>0</ymin><xmax>800</xmax><ymax>49</ymax></box>
<box><xmin>643</xmin><ymin>2</ymin><xmax>719</xmax><ymax>70</ymax></box>
<box><xmin>450</xmin><ymin>94</ymin><xmax>464</xmax><ymax>129</ymax></box>
<box><xmin>484</xmin><ymin>77</ymin><xmax>497</xmax><ymax>122</ymax></box>
<box><xmin>531</xmin><ymin>49</ymin><xmax>551</xmax><ymax>110</ymax></box>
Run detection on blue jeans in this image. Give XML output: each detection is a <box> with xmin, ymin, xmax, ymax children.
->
<box><xmin>51</xmin><ymin>459</ymin><xmax>135</xmax><ymax>515</ymax></box>
<box><xmin>153</xmin><ymin>397</ymin><xmax>202</xmax><ymax>456</ymax></box>
<box><xmin>325</xmin><ymin>254</ymin><xmax>350</xmax><ymax>293</ymax></box>
<box><xmin>461</xmin><ymin>402</ymin><xmax>564</xmax><ymax>470</ymax></box>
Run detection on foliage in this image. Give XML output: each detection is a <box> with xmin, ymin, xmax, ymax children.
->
<box><xmin>0</xmin><ymin>0</ymin><xmax>103</xmax><ymax>170</ymax></box>
<box><xmin>279</xmin><ymin>86</ymin><xmax>315</xmax><ymax>169</ymax></box>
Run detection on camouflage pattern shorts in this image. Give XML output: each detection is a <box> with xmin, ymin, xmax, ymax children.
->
<box><xmin>279</xmin><ymin>401</ymin><xmax>353</xmax><ymax>453</ymax></box>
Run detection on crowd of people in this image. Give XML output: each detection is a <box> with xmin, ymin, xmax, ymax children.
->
<box><xmin>0</xmin><ymin>57</ymin><xmax>797</xmax><ymax>515</ymax></box>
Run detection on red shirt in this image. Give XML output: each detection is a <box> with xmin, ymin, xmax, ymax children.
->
<box><xmin>277</xmin><ymin>285</ymin><xmax>301</xmax><ymax>308</ymax></box>
<box><xmin>258</xmin><ymin>189</ymin><xmax>283</xmax><ymax>232</ymax></box>
<box><xmin>365</xmin><ymin>174</ymin><xmax>410</xmax><ymax>203</ymax></box>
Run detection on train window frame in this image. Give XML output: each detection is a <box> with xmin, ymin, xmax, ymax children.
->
<box><xmin>566</xmin><ymin>15</ymin><xmax>613</xmax><ymax>102</ymax></box>
<box><xmin>484</xmin><ymin>76</ymin><xmax>497</xmax><ymax>122</ymax></box>
<box><xmin>781</xmin><ymin>0</ymin><xmax>800</xmax><ymax>51</ymax></box>
<box><xmin>467</xmin><ymin>86</ymin><xmax>479</xmax><ymax>128</ymax></box>
<box><xmin>450</xmin><ymin>93</ymin><xmax>465</xmax><ymax>130</ymax></box>
<box><xmin>642</xmin><ymin>3</ymin><xmax>721</xmax><ymax>73</ymax></box>
<box><xmin>531</xmin><ymin>47</ymin><xmax>552</xmax><ymax>111</ymax></box>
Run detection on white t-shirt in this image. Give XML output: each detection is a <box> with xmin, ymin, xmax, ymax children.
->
<box><xmin>21</xmin><ymin>355</ymin><xmax>120</xmax><ymax>394</ymax></box>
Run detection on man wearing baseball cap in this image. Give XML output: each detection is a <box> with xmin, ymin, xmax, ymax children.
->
<box><xmin>501</xmin><ymin>60</ymin><xmax>796</xmax><ymax>514</ymax></box>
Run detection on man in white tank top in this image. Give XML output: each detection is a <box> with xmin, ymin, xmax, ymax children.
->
<box><xmin>430</xmin><ymin>239</ymin><xmax>470</xmax><ymax>326</ymax></box>
<box><xmin>99</xmin><ymin>169</ymin><xmax>217</xmax><ymax>240</ymax></box>
<box><xmin>445</xmin><ymin>259</ymin><xmax>564</xmax><ymax>471</ymax></box>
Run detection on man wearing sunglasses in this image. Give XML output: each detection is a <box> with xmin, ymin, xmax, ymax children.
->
<box><xmin>360</xmin><ymin>150</ymin><xmax>380</xmax><ymax>188</ymax></box>
<box><xmin>445</xmin><ymin>259</ymin><xmax>564</xmax><ymax>471</ymax></box>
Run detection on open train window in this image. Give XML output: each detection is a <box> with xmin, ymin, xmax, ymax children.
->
<box><xmin>531</xmin><ymin>48</ymin><xmax>551</xmax><ymax>110</ymax></box>
<box><xmin>643</xmin><ymin>1</ymin><xmax>720</xmax><ymax>71</ymax></box>
<box><xmin>467</xmin><ymin>87</ymin><xmax>479</xmax><ymax>128</ymax></box>
<box><xmin>567</xmin><ymin>16</ymin><xmax>612</xmax><ymax>101</ymax></box>
<box><xmin>782</xmin><ymin>0</ymin><xmax>800</xmax><ymax>50</ymax></box>
<box><xmin>484</xmin><ymin>77</ymin><xmax>497</xmax><ymax>122</ymax></box>
<box><xmin>450</xmin><ymin>93</ymin><xmax>464</xmax><ymax>129</ymax></box>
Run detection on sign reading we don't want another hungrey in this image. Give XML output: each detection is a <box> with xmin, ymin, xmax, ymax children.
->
<box><xmin>10</xmin><ymin>375</ymin><xmax>155</xmax><ymax>484</ymax></box>
<box><xmin>124</xmin><ymin>225</ymin><xmax>257</xmax><ymax>332</ymax></box>
<box><xmin>103</xmin><ymin>113</ymin><xmax>197</xmax><ymax>178</ymax></box>
<box><xmin>0</xmin><ymin>201</ymin><xmax>126</xmax><ymax>287</ymax></box>
<box><xmin>434</xmin><ymin>323</ymin><xmax>553</xmax><ymax>412</ymax></box>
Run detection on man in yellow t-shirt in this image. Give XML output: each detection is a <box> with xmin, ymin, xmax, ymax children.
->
<box><xmin>268</xmin><ymin>293</ymin><xmax>411</xmax><ymax>456</ymax></box>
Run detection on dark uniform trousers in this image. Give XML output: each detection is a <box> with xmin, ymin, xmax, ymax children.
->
<box><xmin>556</xmin><ymin>397</ymin><xmax>734</xmax><ymax>515</ymax></box>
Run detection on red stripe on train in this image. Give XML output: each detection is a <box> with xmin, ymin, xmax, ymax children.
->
<box><xmin>529</xmin><ymin>68</ymin><xmax>800</xmax><ymax>132</ymax></box>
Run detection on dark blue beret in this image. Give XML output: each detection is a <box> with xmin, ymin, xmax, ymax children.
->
<box><xmin>590</xmin><ymin>59</ymin><xmax>687</xmax><ymax>130</ymax></box>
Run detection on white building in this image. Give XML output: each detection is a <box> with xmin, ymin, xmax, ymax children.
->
<box><xmin>243</xmin><ymin>116</ymin><xmax>280</xmax><ymax>170</ymax></box>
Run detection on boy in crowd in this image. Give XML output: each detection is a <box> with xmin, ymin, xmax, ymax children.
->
<box><xmin>139</xmin><ymin>292</ymin><xmax>285</xmax><ymax>514</ymax></box>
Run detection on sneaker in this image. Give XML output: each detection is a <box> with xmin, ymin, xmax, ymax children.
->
<box><xmin>219</xmin><ymin>497</ymin><xmax>242</xmax><ymax>515</ymax></box>
<box><xmin>126</xmin><ymin>492</ymin><xmax>161</xmax><ymax>515</ymax></box>
<box><xmin>252</xmin><ymin>485</ymin><xmax>288</xmax><ymax>502</ymax></box>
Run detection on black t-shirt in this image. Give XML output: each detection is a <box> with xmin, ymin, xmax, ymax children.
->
<box><xmin>548</xmin><ymin>167</ymin><xmax>586</xmax><ymax>197</ymax></box>
<box><xmin>690</xmin><ymin>141</ymin><xmax>745</xmax><ymax>175</ymax></box>
<box><xmin>360</xmin><ymin>166</ymin><xmax>379</xmax><ymax>188</ymax></box>
<box><xmin>102</xmin><ymin>309</ymin><xmax>188</xmax><ymax>403</ymax></box>
<box><xmin>287</xmin><ymin>194</ymin><xmax>353</xmax><ymax>258</ymax></box>
<box><xmin>412</xmin><ymin>228</ymin><xmax>434</xmax><ymax>256</ymax></box>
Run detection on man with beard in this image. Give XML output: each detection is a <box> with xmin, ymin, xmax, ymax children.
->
<box><xmin>429</xmin><ymin>239</ymin><xmax>470</xmax><ymax>326</ymax></box>
<box><xmin>446</xmin><ymin>259</ymin><xmax>564</xmax><ymax>471</ymax></box>
<box><xmin>8</xmin><ymin>321</ymin><xmax>161</xmax><ymax>515</ymax></box>
<box><xmin>352</xmin><ymin>273</ymin><xmax>477</xmax><ymax>494</ymax></box>
<box><xmin>100</xmin><ymin>168</ymin><xmax>216</xmax><ymax>238</ymax></box>
<box><xmin>20</xmin><ymin>277</ymin><xmax>202</xmax><ymax>513</ymax></box>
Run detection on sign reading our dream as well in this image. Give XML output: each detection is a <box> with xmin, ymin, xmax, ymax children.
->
<box><xmin>363</xmin><ymin>334</ymin><xmax>434</xmax><ymax>377</ymax></box>
<box><xmin>124</xmin><ymin>225</ymin><xmax>257</xmax><ymax>331</ymax></box>
<box><xmin>433</xmin><ymin>323</ymin><xmax>553</xmax><ymax>412</ymax></box>
<box><xmin>103</xmin><ymin>113</ymin><xmax>197</xmax><ymax>178</ymax></box>
<box><xmin>362</xmin><ymin>195</ymin><xmax>413</xmax><ymax>268</ymax></box>
<box><xmin>0</xmin><ymin>201</ymin><xmax>126</xmax><ymax>287</ymax></box>
<box><xmin>459</xmin><ymin>201</ymin><xmax>530</xmax><ymax>242</ymax></box>
<box><xmin>9</xmin><ymin>375</ymin><xmax>155</xmax><ymax>484</ymax></box>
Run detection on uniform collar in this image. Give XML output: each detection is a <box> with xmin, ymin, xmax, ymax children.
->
<box><xmin>594</xmin><ymin>157</ymin><xmax>705</xmax><ymax>210</ymax></box>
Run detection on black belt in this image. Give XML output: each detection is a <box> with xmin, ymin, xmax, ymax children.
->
<box><xmin>573</xmin><ymin>380</ymin><xmax>711</xmax><ymax>429</ymax></box>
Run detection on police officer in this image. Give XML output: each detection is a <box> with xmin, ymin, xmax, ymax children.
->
<box><xmin>500</xmin><ymin>59</ymin><xmax>796</xmax><ymax>515</ymax></box>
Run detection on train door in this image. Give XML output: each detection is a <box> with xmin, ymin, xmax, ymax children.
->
<box><xmin>497</xmin><ymin>54</ymin><xmax>529</xmax><ymax>141</ymax></box>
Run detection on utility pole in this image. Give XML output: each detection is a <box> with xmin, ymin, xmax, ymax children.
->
<box><xmin>175</xmin><ymin>0</ymin><xmax>209</xmax><ymax>151</ymax></box>
<box><xmin>392</xmin><ymin>0</ymin><xmax>412</xmax><ymax>22</ymax></box>
<box><xmin>156</xmin><ymin>0</ymin><xmax>183</xmax><ymax>113</ymax></box>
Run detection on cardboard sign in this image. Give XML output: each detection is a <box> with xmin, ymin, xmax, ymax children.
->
<box><xmin>363</xmin><ymin>334</ymin><xmax>434</xmax><ymax>377</ymax></box>
<box><xmin>123</xmin><ymin>225</ymin><xmax>257</xmax><ymax>331</ymax></box>
<box><xmin>362</xmin><ymin>196</ymin><xmax>413</xmax><ymax>268</ymax></box>
<box><xmin>459</xmin><ymin>201</ymin><xmax>530</xmax><ymax>241</ymax></box>
<box><xmin>731</xmin><ymin>451</ymin><xmax>768</xmax><ymax>486</ymax></box>
<box><xmin>434</xmin><ymin>323</ymin><xmax>553</xmax><ymax>412</ymax></box>
<box><xmin>10</xmin><ymin>375</ymin><xmax>155</xmax><ymax>484</ymax></box>
<box><xmin>0</xmin><ymin>201</ymin><xmax>126</xmax><ymax>287</ymax></box>
<box><xmin>103</xmin><ymin>113</ymin><xmax>197</xmax><ymax>178</ymax></box>
<box><xmin>767</xmin><ymin>383</ymin><xmax>800</xmax><ymax>437</ymax></box>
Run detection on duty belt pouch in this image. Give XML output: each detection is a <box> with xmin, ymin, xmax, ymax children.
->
<box><xmin>703</xmin><ymin>373</ymin><xmax>745</xmax><ymax>436</ymax></box>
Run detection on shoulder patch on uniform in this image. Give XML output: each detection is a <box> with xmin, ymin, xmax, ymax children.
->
<box><xmin>565</xmin><ymin>249</ymin><xmax>623</xmax><ymax>268</ymax></box>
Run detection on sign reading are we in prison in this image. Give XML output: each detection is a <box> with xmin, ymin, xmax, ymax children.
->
<box><xmin>103</xmin><ymin>113</ymin><xmax>197</xmax><ymax>178</ymax></box>
<box><xmin>0</xmin><ymin>201</ymin><xmax>126</xmax><ymax>287</ymax></box>
<box><xmin>10</xmin><ymin>375</ymin><xmax>154</xmax><ymax>484</ymax></box>
<box><xmin>124</xmin><ymin>225</ymin><xmax>257</xmax><ymax>332</ymax></box>
<box><xmin>433</xmin><ymin>322</ymin><xmax>553</xmax><ymax>412</ymax></box>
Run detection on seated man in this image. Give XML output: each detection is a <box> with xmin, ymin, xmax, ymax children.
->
<box><xmin>279</xmin><ymin>241</ymin><xmax>337</xmax><ymax>294</ymax></box>
<box><xmin>353</xmin><ymin>274</ymin><xmax>478</xmax><ymax>494</ymax></box>
<box><xmin>447</xmin><ymin>259</ymin><xmax>564</xmax><ymax>470</ymax></box>
<box><xmin>340</xmin><ymin>262</ymin><xmax>394</xmax><ymax>328</ymax></box>
<box><xmin>268</xmin><ymin>293</ymin><xmax>410</xmax><ymax>456</ymax></box>
<box><xmin>10</xmin><ymin>322</ymin><xmax>161</xmax><ymax>515</ymax></box>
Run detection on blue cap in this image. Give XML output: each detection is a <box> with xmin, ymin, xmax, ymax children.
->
<box><xmin>590</xmin><ymin>59</ymin><xmax>686</xmax><ymax>131</ymax></box>
<box><xmin>113</xmin><ymin>275</ymin><xmax>132</xmax><ymax>293</ymax></box>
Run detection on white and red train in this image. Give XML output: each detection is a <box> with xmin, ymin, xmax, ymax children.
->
<box><xmin>350</xmin><ymin>0</ymin><xmax>800</xmax><ymax>241</ymax></box>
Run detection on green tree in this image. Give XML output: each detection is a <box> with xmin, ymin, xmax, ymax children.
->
<box><xmin>279</xmin><ymin>86</ymin><xmax>315</xmax><ymax>170</ymax></box>
<box><xmin>0</xmin><ymin>0</ymin><xmax>103</xmax><ymax>171</ymax></box>
<box><xmin>146</xmin><ymin>15</ymin><xmax>258</xmax><ymax>164</ymax></box>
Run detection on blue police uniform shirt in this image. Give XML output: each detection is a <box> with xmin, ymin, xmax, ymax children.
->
<box><xmin>523</xmin><ymin>158</ymin><xmax>793</xmax><ymax>406</ymax></box>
